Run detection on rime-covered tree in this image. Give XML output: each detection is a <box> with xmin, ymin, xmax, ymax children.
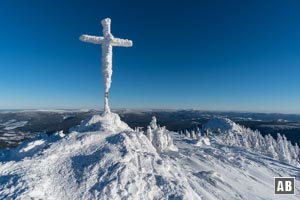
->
<box><xmin>146</xmin><ymin>116</ymin><xmax>177</xmax><ymax>152</ymax></box>
<box><xmin>185</xmin><ymin>130</ymin><xmax>191</xmax><ymax>138</ymax></box>
<box><xmin>264</xmin><ymin>134</ymin><xmax>278</xmax><ymax>159</ymax></box>
<box><xmin>191</xmin><ymin>130</ymin><xmax>197</xmax><ymax>139</ymax></box>
<box><xmin>146</xmin><ymin>125</ymin><xmax>153</xmax><ymax>142</ymax></box>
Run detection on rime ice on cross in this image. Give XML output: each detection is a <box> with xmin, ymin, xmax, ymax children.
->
<box><xmin>80</xmin><ymin>18</ymin><xmax>133</xmax><ymax>113</ymax></box>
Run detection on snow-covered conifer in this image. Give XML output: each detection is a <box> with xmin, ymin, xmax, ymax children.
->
<box><xmin>294</xmin><ymin>143</ymin><xmax>300</xmax><ymax>159</ymax></box>
<box><xmin>146</xmin><ymin>125</ymin><xmax>153</xmax><ymax>142</ymax></box>
<box><xmin>264</xmin><ymin>134</ymin><xmax>278</xmax><ymax>159</ymax></box>
<box><xmin>150</xmin><ymin>116</ymin><xmax>158</xmax><ymax>129</ymax></box>
<box><xmin>191</xmin><ymin>130</ymin><xmax>197</xmax><ymax>139</ymax></box>
<box><xmin>146</xmin><ymin>117</ymin><xmax>177</xmax><ymax>152</ymax></box>
<box><xmin>185</xmin><ymin>130</ymin><xmax>191</xmax><ymax>138</ymax></box>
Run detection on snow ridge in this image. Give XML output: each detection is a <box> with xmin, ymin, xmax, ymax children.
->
<box><xmin>0</xmin><ymin>114</ymin><xmax>299</xmax><ymax>199</ymax></box>
<box><xmin>184</xmin><ymin>117</ymin><xmax>300</xmax><ymax>167</ymax></box>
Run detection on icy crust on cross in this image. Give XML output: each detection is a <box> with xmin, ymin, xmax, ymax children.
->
<box><xmin>80</xmin><ymin>18</ymin><xmax>133</xmax><ymax>114</ymax></box>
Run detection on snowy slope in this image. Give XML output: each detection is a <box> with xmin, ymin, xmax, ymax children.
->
<box><xmin>0</xmin><ymin>119</ymin><xmax>28</xmax><ymax>131</ymax></box>
<box><xmin>173</xmin><ymin>134</ymin><xmax>300</xmax><ymax>200</ymax></box>
<box><xmin>0</xmin><ymin>113</ymin><xmax>299</xmax><ymax>200</ymax></box>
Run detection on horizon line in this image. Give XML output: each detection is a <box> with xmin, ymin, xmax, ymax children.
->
<box><xmin>0</xmin><ymin>108</ymin><xmax>300</xmax><ymax>115</ymax></box>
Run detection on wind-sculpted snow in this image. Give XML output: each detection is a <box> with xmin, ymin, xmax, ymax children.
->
<box><xmin>0</xmin><ymin>114</ymin><xmax>299</xmax><ymax>199</ymax></box>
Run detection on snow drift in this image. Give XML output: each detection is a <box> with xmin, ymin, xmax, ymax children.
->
<box><xmin>202</xmin><ymin>117</ymin><xmax>243</xmax><ymax>133</ymax></box>
<box><xmin>0</xmin><ymin>113</ymin><xmax>299</xmax><ymax>200</ymax></box>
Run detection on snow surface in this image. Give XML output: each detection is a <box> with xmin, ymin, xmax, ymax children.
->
<box><xmin>0</xmin><ymin>119</ymin><xmax>28</xmax><ymax>130</ymax></box>
<box><xmin>0</xmin><ymin>113</ymin><xmax>299</xmax><ymax>200</ymax></box>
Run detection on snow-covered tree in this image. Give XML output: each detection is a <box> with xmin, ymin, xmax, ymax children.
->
<box><xmin>218</xmin><ymin>121</ymin><xmax>299</xmax><ymax>166</ymax></box>
<box><xmin>195</xmin><ymin>127</ymin><xmax>201</xmax><ymax>139</ymax></box>
<box><xmin>191</xmin><ymin>130</ymin><xmax>197</xmax><ymax>139</ymax></box>
<box><xmin>264</xmin><ymin>134</ymin><xmax>278</xmax><ymax>159</ymax></box>
<box><xmin>294</xmin><ymin>143</ymin><xmax>300</xmax><ymax>159</ymax></box>
<box><xmin>288</xmin><ymin>141</ymin><xmax>298</xmax><ymax>161</ymax></box>
<box><xmin>185</xmin><ymin>130</ymin><xmax>191</xmax><ymax>138</ymax></box>
<box><xmin>150</xmin><ymin>116</ymin><xmax>158</xmax><ymax>129</ymax></box>
<box><xmin>196</xmin><ymin>127</ymin><xmax>201</xmax><ymax>133</ymax></box>
<box><xmin>146</xmin><ymin>125</ymin><xmax>153</xmax><ymax>142</ymax></box>
<box><xmin>283</xmin><ymin>135</ymin><xmax>292</xmax><ymax>163</ymax></box>
<box><xmin>275</xmin><ymin>134</ymin><xmax>291</xmax><ymax>163</ymax></box>
<box><xmin>145</xmin><ymin>116</ymin><xmax>177</xmax><ymax>152</ymax></box>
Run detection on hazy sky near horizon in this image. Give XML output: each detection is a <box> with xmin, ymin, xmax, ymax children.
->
<box><xmin>0</xmin><ymin>0</ymin><xmax>300</xmax><ymax>113</ymax></box>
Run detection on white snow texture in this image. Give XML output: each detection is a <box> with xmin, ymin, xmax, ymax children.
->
<box><xmin>0</xmin><ymin>119</ymin><xmax>28</xmax><ymax>130</ymax></box>
<box><xmin>0</xmin><ymin>114</ymin><xmax>299</xmax><ymax>200</ymax></box>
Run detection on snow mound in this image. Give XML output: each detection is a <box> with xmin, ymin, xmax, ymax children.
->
<box><xmin>203</xmin><ymin>117</ymin><xmax>243</xmax><ymax>133</ymax></box>
<box><xmin>195</xmin><ymin>137</ymin><xmax>211</xmax><ymax>146</ymax></box>
<box><xmin>70</xmin><ymin>112</ymin><xmax>131</xmax><ymax>133</ymax></box>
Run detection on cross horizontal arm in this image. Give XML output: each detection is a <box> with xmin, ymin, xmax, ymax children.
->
<box><xmin>111</xmin><ymin>38</ymin><xmax>133</xmax><ymax>47</ymax></box>
<box><xmin>79</xmin><ymin>35</ymin><xmax>104</xmax><ymax>44</ymax></box>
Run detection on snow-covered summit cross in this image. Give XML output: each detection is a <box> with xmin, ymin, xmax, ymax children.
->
<box><xmin>80</xmin><ymin>18</ymin><xmax>133</xmax><ymax>113</ymax></box>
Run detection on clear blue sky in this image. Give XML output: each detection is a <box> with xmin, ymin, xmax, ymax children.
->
<box><xmin>0</xmin><ymin>0</ymin><xmax>300</xmax><ymax>113</ymax></box>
